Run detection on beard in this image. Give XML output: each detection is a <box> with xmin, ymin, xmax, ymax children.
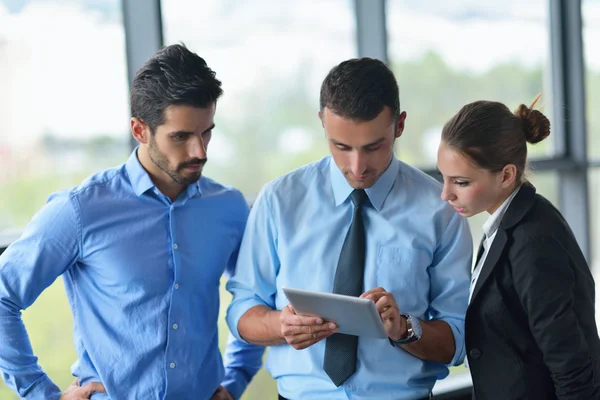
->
<box><xmin>148</xmin><ymin>137</ymin><xmax>207</xmax><ymax>186</ymax></box>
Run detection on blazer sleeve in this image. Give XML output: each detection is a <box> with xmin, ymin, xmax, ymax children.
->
<box><xmin>511</xmin><ymin>236</ymin><xmax>600</xmax><ymax>400</ymax></box>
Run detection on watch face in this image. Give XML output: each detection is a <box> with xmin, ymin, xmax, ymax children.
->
<box><xmin>408</xmin><ymin>315</ymin><xmax>423</xmax><ymax>339</ymax></box>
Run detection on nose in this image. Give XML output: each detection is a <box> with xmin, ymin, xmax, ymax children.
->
<box><xmin>350</xmin><ymin>152</ymin><xmax>367</xmax><ymax>177</ymax></box>
<box><xmin>440</xmin><ymin>182</ymin><xmax>456</xmax><ymax>202</ymax></box>
<box><xmin>189</xmin><ymin>135</ymin><xmax>207</xmax><ymax>159</ymax></box>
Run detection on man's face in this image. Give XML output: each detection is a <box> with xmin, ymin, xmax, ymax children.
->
<box><xmin>320</xmin><ymin>107</ymin><xmax>405</xmax><ymax>189</ymax></box>
<box><xmin>147</xmin><ymin>104</ymin><xmax>216</xmax><ymax>186</ymax></box>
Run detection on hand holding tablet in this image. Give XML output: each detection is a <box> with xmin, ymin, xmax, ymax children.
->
<box><xmin>282</xmin><ymin>287</ymin><xmax>388</xmax><ymax>339</ymax></box>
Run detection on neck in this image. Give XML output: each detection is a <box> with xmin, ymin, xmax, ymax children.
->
<box><xmin>136</xmin><ymin>146</ymin><xmax>186</xmax><ymax>201</ymax></box>
<box><xmin>487</xmin><ymin>182</ymin><xmax>520</xmax><ymax>215</ymax></box>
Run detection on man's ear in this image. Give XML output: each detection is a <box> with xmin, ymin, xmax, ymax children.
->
<box><xmin>500</xmin><ymin>164</ymin><xmax>518</xmax><ymax>188</ymax></box>
<box><xmin>130</xmin><ymin>117</ymin><xmax>150</xmax><ymax>144</ymax></box>
<box><xmin>395</xmin><ymin>111</ymin><xmax>407</xmax><ymax>139</ymax></box>
<box><xmin>318</xmin><ymin>110</ymin><xmax>325</xmax><ymax>128</ymax></box>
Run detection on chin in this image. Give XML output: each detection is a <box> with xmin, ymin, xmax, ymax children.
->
<box><xmin>346</xmin><ymin>178</ymin><xmax>376</xmax><ymax>189</ymax></box>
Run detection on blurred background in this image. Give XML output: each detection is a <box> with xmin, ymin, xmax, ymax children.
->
<box><xmin>0</xmin><ymin>0</ymin><xmax>599</xmax><ymax>398</ymax></box>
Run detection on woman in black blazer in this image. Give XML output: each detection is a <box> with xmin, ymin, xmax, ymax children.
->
<box><xmin>437</xmin><ymin>97</ymin><xmax>600</xmax><ymax>400</ymax></box>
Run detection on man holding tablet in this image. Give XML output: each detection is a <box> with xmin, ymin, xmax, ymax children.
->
<box><xmin>226</xmin><ymin>58</ymin><xmax>472</xmax><ymax>399</ymax></box>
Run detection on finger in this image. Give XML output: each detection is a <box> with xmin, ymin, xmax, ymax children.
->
<box><xmin>359</xmin><ymin>287</ymin><xmax>386</xmax><ymax>298</ymax></box>
<box><xmin>281</xmin><ymin>312</ymin><xmax>324</xmax><ymax>326</ymax></box>
<box><xmin>289</xmin><ymin>335</ymin><xmax>332</xmax><ymax>349</ymax></box>
<box><xmin>284</xmin><ymin>327</ymin><xmax>337</xmax><ymax>345</ymax></box>
<box><xmin>81</xmin><ymin>382</ymin><xmax>107</xmax><ymax>395</ymax></box>
<box><xmin>282</xmin><ymin>322</ymin><xmax>337</xmax><ymax>340</ymax></box>
<box><xmin>375</xmin><ymin>297</ymin><xmax>399</xmax><ymax>315</ymax></box>
<box><xmin>380</xmin><ymin>306</ymin><xmax>401</xmax><ymax>321</ymax></box>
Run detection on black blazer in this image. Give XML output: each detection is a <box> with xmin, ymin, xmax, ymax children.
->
<box><xmin>466</xmin><ymin>182</ymin><xmax>600</xmax><ymax>400</ymax></box>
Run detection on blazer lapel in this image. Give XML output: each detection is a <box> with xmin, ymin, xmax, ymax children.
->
<box><xmin>470</xmin><ymin>228</ymin><xmax>508</xmax><ymax>304</ymax></box>
<box><xmin>474</xmin><ymin>237</ymin><xmax>485</xmax><ymax>267</ymax></box>
<box><xmin>469</xmin><ymin>182</ymin><xmax>537</xmax><ymax>305</ymax></box>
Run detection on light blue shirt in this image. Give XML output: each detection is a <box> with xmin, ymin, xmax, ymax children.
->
<box><xmin>226</xmin><ymin>156</ymin><xmax>472</xmax><ymax>400</ymax></box>
<box><xmin>0</xmin><ymin>150</ymin><xmax>264</xmax><ymax>400</ymax></box>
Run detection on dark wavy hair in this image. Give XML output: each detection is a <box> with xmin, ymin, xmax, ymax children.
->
<box><xmin>320</xmin><ymin>57</ymin><xmax>400</xmax><ymax>122</ymax></box>
<box><xmin>130</xmin><ymin>44</ymin><xmax>223</xmax><ymax>133</ymax></box>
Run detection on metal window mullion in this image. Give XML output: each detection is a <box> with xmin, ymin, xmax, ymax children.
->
<box><xmin>550</xmin><ymin>0</ymin><xmax>590</xmax><ymax>261</ymax></box>
<box><xmin>122</xmin><ymin>0</ymin><xmax>164</xmax><ymax>149</ymax></box>
<box><xmin>354</xmin><ymin>0</ymin><xmax>388</xmax><ymax>63</ymax></box>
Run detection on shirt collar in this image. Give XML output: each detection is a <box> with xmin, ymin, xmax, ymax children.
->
<box><xmin>482</xmin><ymin>184</ymin><xmax>522</xmax><ymax>238</ymax></box>
<box><xmin>330</xmin><ymin>156</ymin><xmax>400</xmax><ymax>211</ymax></box>
<box><xmin>125</xmin><ymin>147</ymin><xmax>202</xmax><ymax>199</ymax></box>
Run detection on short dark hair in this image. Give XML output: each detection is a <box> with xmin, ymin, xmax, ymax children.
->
<box><xmin>130</xmin><ymin>43</ymin><xmax>223</xmax><ymax>132</ymax></box>
<box><xmin>319</xmin><ymin>57</ymin><xmax>400</xmax><ymax>122</ymax></box>
<box><xmin>441</xmin><ymin>95</ymin><xmax>550</xmax><ymax>182</ymax></box>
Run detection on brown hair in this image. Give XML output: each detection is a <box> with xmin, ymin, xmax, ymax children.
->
<box><xmin>441</xmin><ymin>94</ymin><xmax>550</xmax><ymax>182</ymax></box>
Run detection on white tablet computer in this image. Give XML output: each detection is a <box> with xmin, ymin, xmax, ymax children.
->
<box><xmin>282</xmin><ymin>287</ymin><xmax>388</xmax><ymax>339</ymax></box>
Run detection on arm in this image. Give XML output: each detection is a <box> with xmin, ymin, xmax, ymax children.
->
<box><xmin>225</xmin><ymin>188</ymin><xmax>336</xmax><ymax>349</ymax></box>
<box><xmin>0</xmin><ymin>192</ymin><xmax>80</xmax><ymax>399</ymax></box>
<box><xmin>379</xmin><ymin>212</ymin><xmax>471</xmax><ymax>365</ymax></box>
<box><xmin>220</xmin><ymin>206</ymin><xmax>266</xmax><ymax>400</ymax></box>
<box><xmin>512</xmin><ymin>236</ymin><xmax>600</xmax><ymax>399</ymax></box>
<box><xmin>362</xmin><ymin>288</ymin><xmax>457</xmax><ymax>364</ymax></box>
<box><xmin>219</xmin><ymin>333</ymin><xmax>265</xmax><ymax>399</ymax></box>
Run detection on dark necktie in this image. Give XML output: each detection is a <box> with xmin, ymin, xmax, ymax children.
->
<box><xmin>323</xmin><ymin>189</ymin><xmax>367</xmax><ymax>387</ymax></box>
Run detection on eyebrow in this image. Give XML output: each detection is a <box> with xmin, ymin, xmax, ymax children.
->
<box><xmin>169</xmin><ymin>124</ymin><xmax>216</xmax><ymax>136</ymax></box>
<box><xmin>435</xmin><ymin>166</ymin><xmax>470</xmax><ymax>180</ymax></box>
<box><xmin>331</xmin><ymin>137</ymin><xmax>385</xmax><ymax>149</ymax></box>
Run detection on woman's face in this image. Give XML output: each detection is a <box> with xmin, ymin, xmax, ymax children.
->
<box><xmin>437</xmin><ymin>141</ymin><xmax>512</xmax><ymax>217</ymax></box>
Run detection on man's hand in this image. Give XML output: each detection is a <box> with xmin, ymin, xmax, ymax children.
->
<box><xmin>280</xmin><ymin>304</ymin><xmax>338</xmax><ymax>350</ymax></box>
<box><xmin>210</xmin><ymin>385</ymin><xmax>234</xmax><ymax>400</ymax></box>
<box><xmin>60</xmin><ymin>378</ymin><xmax>106</xmax><ymax>400</ymax></box>
<box><xmin>361</xmin><ymin>287</ymin><xmax>407</xmax><ymax>340</ymax></box>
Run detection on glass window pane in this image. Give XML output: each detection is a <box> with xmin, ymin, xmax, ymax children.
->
<box><xmin>387</xmin><ymin>0</ymin><xmax>555</xmax><ymax>170</ymax></box>
<box><xmin>0</xmin><ymin>0</ymin><xmax>129</xmax><ymax>235</ymax></box>
<box><xmin>162</xmin><ymin>1</ymin><xmax>356</xmax><ymax>398</ymax></box>
<box><xmin>0</xmin><ymin>1</ymin><xmax>128</xmax><ymax>398</ymax></box>
<box><xmin>589</xmin><ymin>168</ymin><xmax>600</xmax><ymax>329</ymax></box>
<box><xmin>162</xmin><ymin>0</ymin><xmax>356</xmax><ymax>198</ymax></box>
<box><xmin>583</xmin><ymin>0</ymin><xmax>600</xmax><ymax>160</ymax></box>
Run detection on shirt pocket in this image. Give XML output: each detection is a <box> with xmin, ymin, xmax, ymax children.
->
<box><xmin>375</xmin><ymin>246</ymin><xmax>431</xmax><ymax>313</ymax></box>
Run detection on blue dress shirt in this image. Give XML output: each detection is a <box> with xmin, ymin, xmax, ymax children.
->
<box><xmin>226</xmin><ymin>156</ymin><xmax>472</xmax><ymax>400</ymax></box>
<box><xmin>0</xmin><ymin>150</ymin><xmax>264</xmax><ymax>400</ymax></box>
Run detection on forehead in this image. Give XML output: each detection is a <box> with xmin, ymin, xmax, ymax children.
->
<box><xmin>437</xmin><ymin>143</ymin><xmax>481</xmax><ymax>176</ymax></box>
<box><xmin>323</xmin><ymin>107</ymin><xmax>395</xmax><ymax>144</ymax></box>
<box><xmin>159</xmin><ymin>104</ymin><xmax>216</xmax><ymax>130</ymax></box>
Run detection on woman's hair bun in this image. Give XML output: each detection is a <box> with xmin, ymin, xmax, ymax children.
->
<box><xmin>514</xmin><ymin>93</ymin><xmax>550</xmax><ymax>144</ymax></box>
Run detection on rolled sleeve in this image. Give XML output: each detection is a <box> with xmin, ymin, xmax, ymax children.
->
<box><xmin>226</xmin><ymin>187</ymin><xmax>280</xmax><ymax>342</ymax></box>
<box><xmin>428</xmin><ymin>212</ymin><xmax>472</xmax><ymax>366</ymax></box>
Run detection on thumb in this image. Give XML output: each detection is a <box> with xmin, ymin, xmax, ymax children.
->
<box><xmin>81</xmin><ymin>382</ymin><xmax>107</xmax><ymax>395</ymax></box>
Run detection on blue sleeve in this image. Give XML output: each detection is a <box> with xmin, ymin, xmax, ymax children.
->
<box><xmin>428</xmin><ymin>212</ymin><xmax>472</xmax><ymax>367</ymax></box>
<box><xmin>0</xmin><ymin>191</ymin><xmax>80</xmax><ymax>399</ymax></box>
<box><xmin>220</xmin><ymin>192</ymin><xmax>265</xmax><ymax>398</ymax></box>
<box><xmin>220</xmin><ymin>333</ymin><xmax>265</xmax><ymax>399</ymax></box>
<box><xmin>225</xmin><ymin>186</ymin><xmax>280</xmax><ymax>342</ymax></box>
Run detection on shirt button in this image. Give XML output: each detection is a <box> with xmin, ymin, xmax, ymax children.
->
<box><xmin>173</xmin><ymin>243</ymin><xmax>178</xmax><ymax>250</ymax></box>
<box><xmin>172</xmin><ymin>323</ymin><xmax>178</xmax><ymax>330</ymax></box>
<box><xmin>174</xmin><ymin>283</ymin><xmax>179</xmax><ymax>289</ymax></box>
<box><xmin>170</xmin><ymin>362</ymin><xmax>176</xmax><ymax>369</ymax></box>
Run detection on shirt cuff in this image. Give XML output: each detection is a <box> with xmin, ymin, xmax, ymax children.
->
<box><xmin>442</xmin><ymin>317</ymin><xmax>466</xmax><ymax>366</ymax></box>
<box><xmin>22</xmin><ymin>374</ymin><xmax>62</xmax><ymax>400</ymax></box>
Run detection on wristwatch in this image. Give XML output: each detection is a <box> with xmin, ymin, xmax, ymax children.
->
<box><xmin>389</xmin><ymin>314</ymin><xmax>422</xmax><ymax>346</ymax></box>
